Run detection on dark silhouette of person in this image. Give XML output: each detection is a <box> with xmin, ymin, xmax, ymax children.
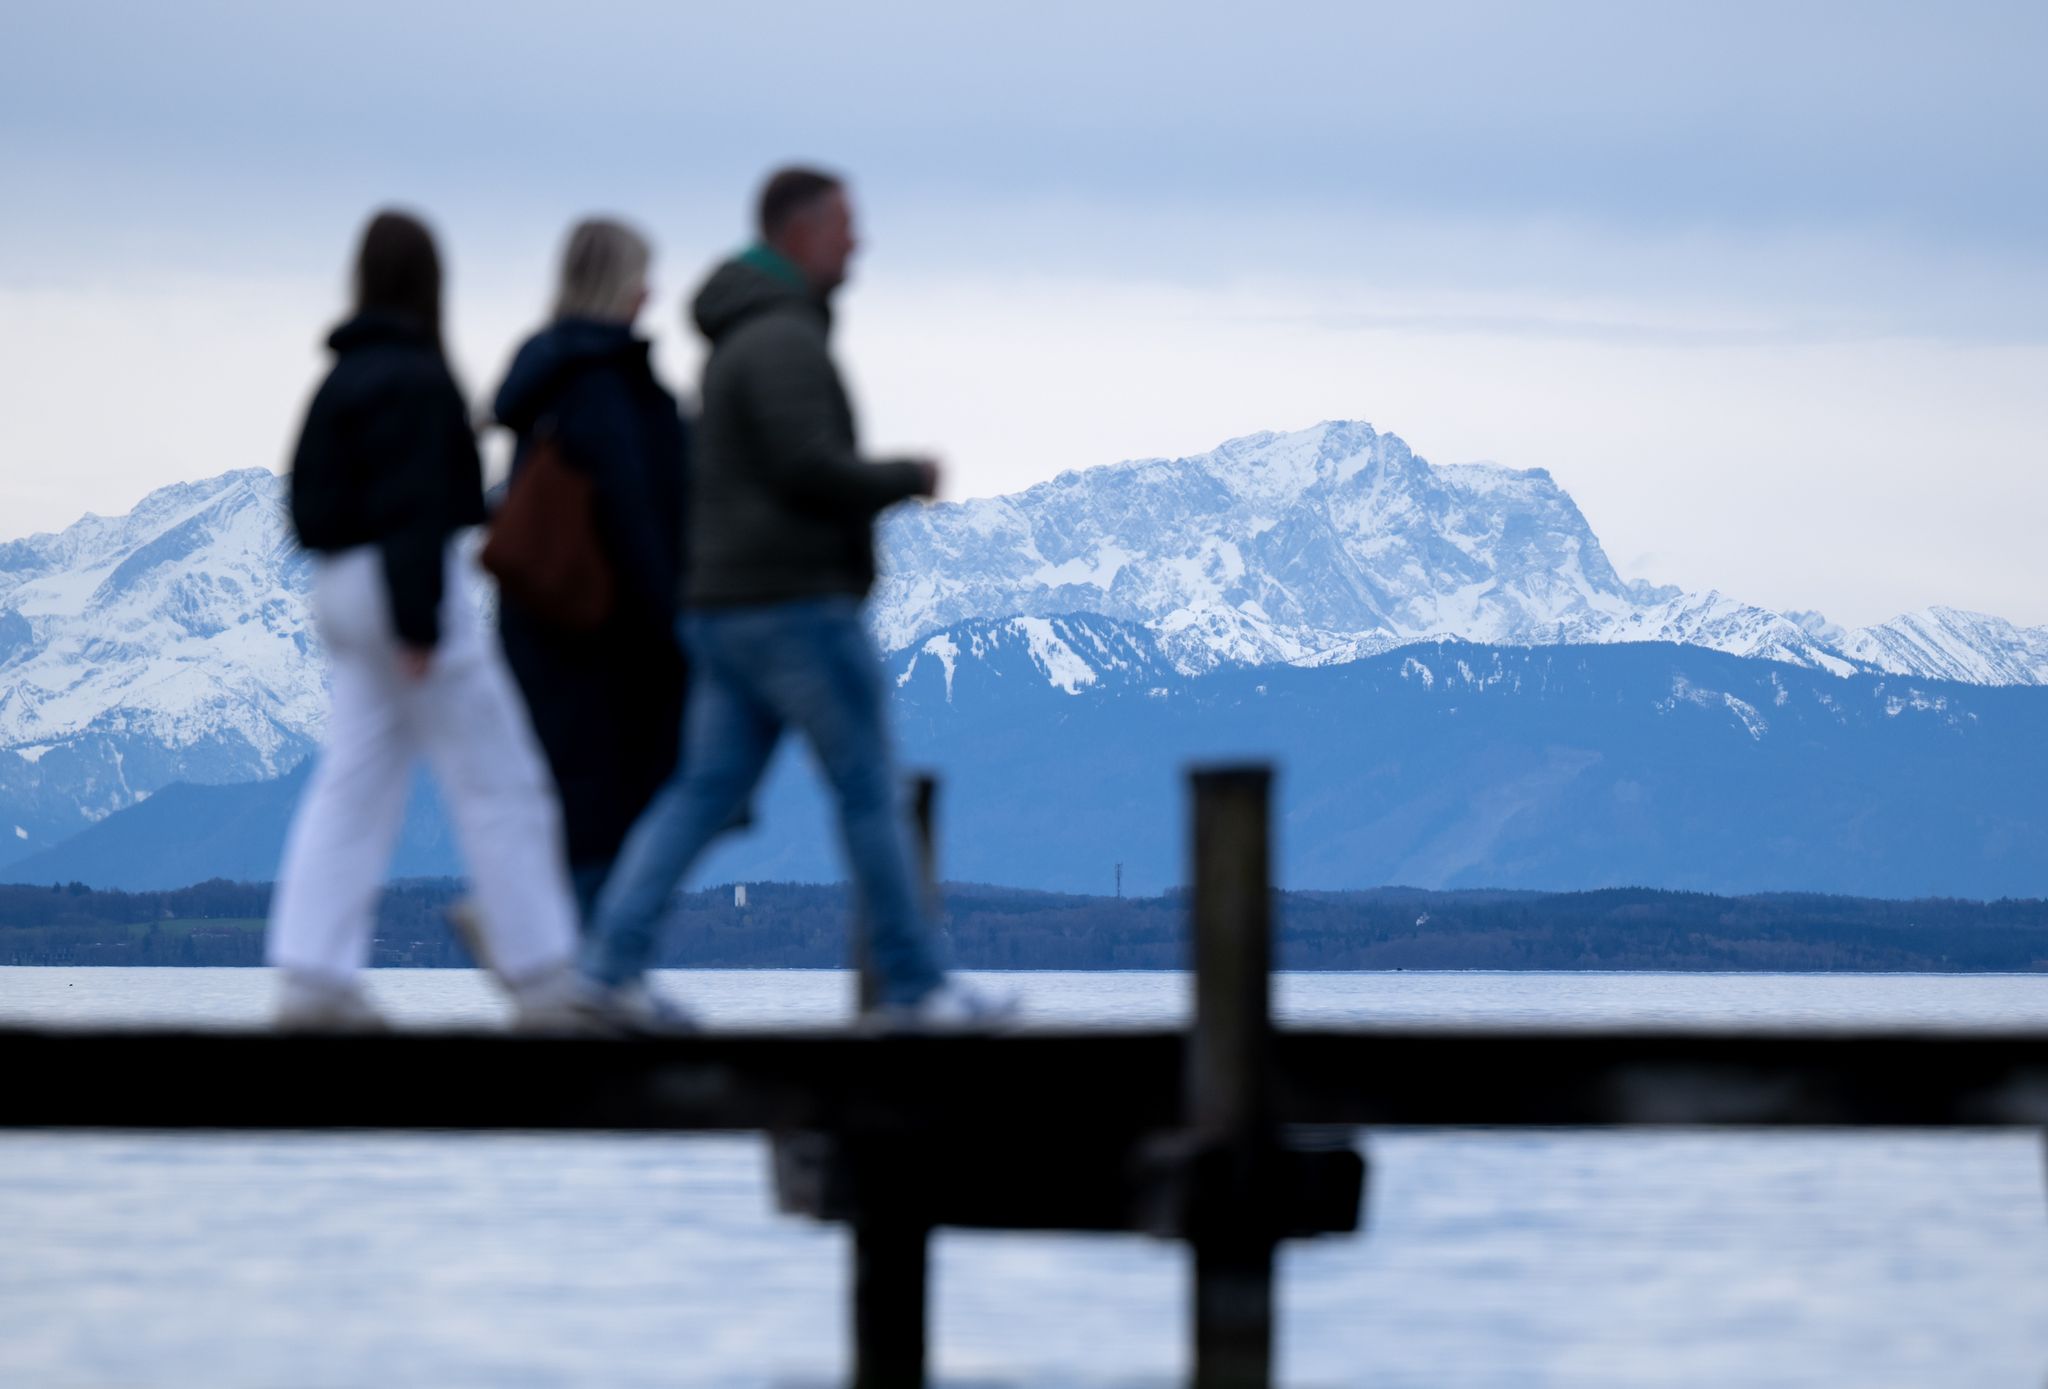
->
<box><xmin>270</xmin><ymin>209</ymin><xmax>584</xmax><ymax>1029</ymax></box>
<box><xmin>576</xmin><ymin>169</ymin><xmax>1010</xmax><ymax>1027</ymax></box>
<box><xmin>491</xmin><ymin>217</ymin><xmax>690</xmax><ymax>921</ymax></box>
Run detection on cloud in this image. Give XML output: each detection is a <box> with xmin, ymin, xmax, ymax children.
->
<box><xmin>8</xmin><ymin>2</ymin><xmax>2046</xmax><ymax>253</ymax></box>
<box><xmin>831</xmin><ymin>267</ymin><xmax>2048</xmax><ymax>629</ymax></box>
<box><xmin>2</xmin><ymin>1</ymin><xmax>2044</xmax><ymax>633</ymax></box>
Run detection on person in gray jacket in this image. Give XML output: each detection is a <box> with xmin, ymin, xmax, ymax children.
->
<box><xmin>578</xmin><ymin>168</ymin><xmax>1010</xmax><ymax>1027</ymax></box>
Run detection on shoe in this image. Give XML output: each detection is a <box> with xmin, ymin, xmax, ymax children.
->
<box><xmin>568</xmin><ymin>978</ymin><xmax>700</xmax><ymax>1036</ymax></box>
<box><xmin>869</xmin><ymin>978</ymin><xmax>1020</xmax><ymax>1032</ymax></box>
<box><xmin>276</xmin><ymin>972</ymin><xmax>390</xmax><ymax>1033</ymax></box>
<box><xmin>505</xmin><ymin>963</ymin><xmax>616</xmax><ymax>1034</ymax></box>
<box><xmin>446</xmin><ymin>906</ymin><xmax>629</xmax><ymax>1035</ymax></box>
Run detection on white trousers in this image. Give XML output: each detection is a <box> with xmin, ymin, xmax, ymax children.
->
<box><xmin>267</xmin><ymin>545</ymin><xmax>578</xmax><ymax>984</ymax></box>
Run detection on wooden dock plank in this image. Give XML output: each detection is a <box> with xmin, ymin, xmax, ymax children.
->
<box><xmin>0</xmin><ymin>1026</ymin><xmax>1180</xmax><ymax>1133</ymax></box>
<box><xmin>6</xmin><ymin>1025</ymin><xmax>2048</xmax><ymax>1131</ymax></box>
<box><xmin>1274</xmin><ymin>1027</ymin><xmax>2048</xmax><ymax>1128</ymax></box>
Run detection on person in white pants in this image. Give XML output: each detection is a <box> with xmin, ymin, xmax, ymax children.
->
<box><xmin>267</xmin><ymin>547</ymin><xmax>584</xmax><ymax>1026</ymax></box>
<box><xmin>268</xmin><ymin>208</ymin><xmax>584</xmax><ymax>1030</ymax></box>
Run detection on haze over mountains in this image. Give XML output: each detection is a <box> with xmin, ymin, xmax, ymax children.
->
<box><xmin>3</xmin><ymin>421</ymin><xmax>2045</xmax><ymax>894</ymax></box>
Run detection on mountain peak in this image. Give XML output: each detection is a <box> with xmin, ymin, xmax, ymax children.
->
<box><xmin>1191</xmin><ymin>419</ymin><xmax>1398</xmax><ymax>510</ymax></box>
<box><xmin>1</xmin><ymin>467</ymin><xmax>317</xmax><ymax>863</ymax></box>
<box><xmin>0</xmin><ymin>468</ymin><xmax>282</xmax><ymax>590</ymax></box>
<box><xmin>874</xmin><ymin>419</ymin><xmax>2041</xmax><ymax>689</ymax></box>
<box><xmin>1841</xmin><ymin>606</ymin><xmax>2048</xmax><ymax>685</ymax></box>
<box><xmin>878</xmin><ymin>420</ymin><xmax>1639</xmax><ymax>670</ymax></box>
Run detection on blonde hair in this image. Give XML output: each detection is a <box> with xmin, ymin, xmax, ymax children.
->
<box><xmin>552</xmin><ymin>217</ymin><xmax>652</xmax><ymax>322</ymax></box>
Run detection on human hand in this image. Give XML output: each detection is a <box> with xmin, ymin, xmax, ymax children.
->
<box><xmin>911</xmin><ymin>459</ymin><xmax>943</xmax><ymax>498</ymax></box>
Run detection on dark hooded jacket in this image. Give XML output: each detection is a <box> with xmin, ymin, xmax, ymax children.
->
<box><xmin>686</xmin><ymin>246</ymin><xmax>929</xmax><ymax>606</ymax></box>
<box><xmin>288</xmin><ymin>311</ymin><xmax>486</xmax><ymax>648</ymax></box>
<box><xmin>492</xmin><ymin>318</ymin><xmax>690</xmax><ymax>867</ymax></box>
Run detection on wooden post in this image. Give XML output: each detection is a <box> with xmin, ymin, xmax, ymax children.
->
<box><xmin>1187</xmin><ymin>765</ymin><xmax>1277</xmax><ymax>1389</ymax></box>
<box><xmin>846</xmin><ymin>773</ymin><xmax>940</xmax><ymax>1387</ymax></box>
<box><xmin>852</xmin><ymin>1215</ymin><xmax>930</xmax><ymax>1388</ymax></box>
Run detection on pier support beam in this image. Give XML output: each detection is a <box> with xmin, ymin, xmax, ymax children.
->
<box><xmin>852</xmin><ymin>1216</ymin><xmax>929</xmax><ymax>1389</ymax></box>
<box><xmin>1187</xmin><ymin>765</ymin><xmax>1278</xmax><ymax>1389</ymax></box>
<box><xmin>1194</xmin><ymin>1239</ymin><xmax>1276</xmax><ymax>1389</ymax></box>
<box><xmin>843</xmin><ymin>774</ymin><xmax>942</xmax><ymax>1386</ymax></box>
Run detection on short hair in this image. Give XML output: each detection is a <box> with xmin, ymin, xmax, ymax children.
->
<box><xmin>552</xmin><ymin>216</ymin><xmax>652</xmax><ymax>322</ymax></box>
<box><xmin>757</xmin><ymin>166</ymin><xmax>844</xmax><ymax>242</ymax></box>
<box><xmin>353</xmin><ymin>208</ymin><xmax>443</xmax><ymax>353</ymax></box>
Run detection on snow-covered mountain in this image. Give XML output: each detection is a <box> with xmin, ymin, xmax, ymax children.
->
<box><xmin>0</xmin><ymin>470</ymin><xmax>320</xmax><ymax>861</ymax></box>
<box><xmin>1836</xmin><ymin>607</ymin><xmax>2048</xmax><ymax>686</ymax></box>
<box><xmin>874</xmin><ymin>421</ymin><xmax>1871</xmax><ymax>678</ymax></box>
<box><xmin>4</xmin><ymin>419</ymin><xmax>2044</xmax><ymax>869</ymax></box>
<box><xmin>876</xmin><ymin>420</ymin><xmax>2039</xmax><ymax>692</ymax></box>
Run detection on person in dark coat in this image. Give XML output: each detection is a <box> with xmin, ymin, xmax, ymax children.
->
<box><xmin>574</xmin><ymin>168</ymin><xmax>1013</xmax><ymax>1029</ymax></box>
<box><xmin>269</xmin><ymin>208</ymin><xmax>584</xmax><ymax>1030</ymax></box>
<box><xmin>492</xmin><ymin>217</ymin><xmax>691</xmax><ymax>920</ymax></box>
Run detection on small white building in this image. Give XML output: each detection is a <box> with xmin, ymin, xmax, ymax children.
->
<box><xmin>734</xmin><ymin>884</ymin><xmax>748</xmax><ymax>909</ymax></box>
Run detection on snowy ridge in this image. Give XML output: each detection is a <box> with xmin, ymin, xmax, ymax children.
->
<box><xmin>876</xmin><ymin>420</ymin><xmax>2033</xmax><ymax>691</ymax></box>
<box><xmin>1837</xmin><ymin>607</ymin><xmax>2048</xmax><ymax>686</ymax></box>
<box><xmin>0</xmin><ymin>470</ymin><xmax>322</xmax><ymax>857</ymax></box>
<box><xmin>893</xmin><ymin>614</ymin><xmax>1171</xmax><ymax>702</ymax></box>
<box><xmin>0</xmin><ymin>469</ymin><xmax>319</xmax><ymax>762</ymax></box>
<box><xmin>2</xmin><ymin>420</ymin><xmax>2043</xmax><ymax>865</ymax></box>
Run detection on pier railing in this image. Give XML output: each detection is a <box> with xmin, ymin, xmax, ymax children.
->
<box><xmin>6</xmin><ymin>765</ymin><xmax>2048</xmax><ymax>1389</ymax></box>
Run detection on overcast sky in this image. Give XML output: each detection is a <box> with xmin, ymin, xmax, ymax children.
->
<box><xmin>3</xmin><ymin>1</ymin><xmax>2043</xmax><ymax>628</ymax></box>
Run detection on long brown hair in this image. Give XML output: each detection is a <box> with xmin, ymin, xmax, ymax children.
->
<box><xmin>353</xmin><ymin>209</ymin><xmax>444</xmax><ymax>353</ymax></box>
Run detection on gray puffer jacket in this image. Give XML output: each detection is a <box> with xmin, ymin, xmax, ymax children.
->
<box><xmin>685</xmin><ymin>246</ymin><xmax>928</xmax><ymax>607</ymax></box>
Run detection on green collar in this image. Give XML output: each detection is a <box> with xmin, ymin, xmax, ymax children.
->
<box><xmin>739</xmin><ymin>242</ymin><xmax>808</xmax><ymax>291</ymax></box>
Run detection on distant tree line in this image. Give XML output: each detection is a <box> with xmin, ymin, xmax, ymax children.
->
<box><xmin>0</xmin><ymin>879</ymin><xmax>470</xmax><ymax>968</ymax></box>
<box><xmin>4</xmin><ymin>877</ymin><xmax>2047</xmax><ymax>972</ymax></box>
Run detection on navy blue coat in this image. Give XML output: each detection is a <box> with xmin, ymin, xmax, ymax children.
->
<box><xmin>492</xmin><ymin>320</ymin><xmax>690</xmax><ymax>868</ymax></box>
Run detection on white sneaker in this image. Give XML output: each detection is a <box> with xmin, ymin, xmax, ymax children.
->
<box><xmin>570</xmin><ymin>978</ymin><xmax>699</xmax><ymax>1036</ymax></box>
<box><xmin>445</xmin><ymin>908</ymin><xmax>637</xmax><ymax>1036</ymax></box>
<box><xmin>506</xmin><ymin>963</ymin><xmax>615</xmax><ymax>1034</ymax></box>
<box><xmin>872</xmin><ymin>978</ymin><xmax>1020</xmax><ymax>1032</ymax></box>
<box><xmin>276</xmin><ymin>972</ymin><xmax>389</xmax><ymax>1033</ymax></box>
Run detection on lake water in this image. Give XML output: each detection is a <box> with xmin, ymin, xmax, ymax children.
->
<box><xmin>3</xmin><ymin>966</ymin><xmax>2046</xmax><ymax>1387</ymax></box>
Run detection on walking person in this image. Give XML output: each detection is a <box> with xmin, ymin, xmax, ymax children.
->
<box><xmin>268</xmin><ymin>209</ymin><xmax>585</xmax><ymax>1029</ymax></box>
<box><xmin>491</xmin><ymin>217</ymin><xmax>691</xmax><ymax>921</ymax></box>
<box><xmin>578</xmin><ymin>167</ymin><xmax>1011</xmax><ymax>1026</ymax></box>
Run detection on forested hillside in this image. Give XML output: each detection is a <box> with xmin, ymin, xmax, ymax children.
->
<box><xmin>5</xmin><ymin>879</ymin><xmax>2046</xmax><ymax>972</ymax></box>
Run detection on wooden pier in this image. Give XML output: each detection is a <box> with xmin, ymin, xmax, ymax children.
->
<box><xmin>5</xmin><ymin>766</ymin><xmax>2048</xmax><ymax>1387</ymax></box>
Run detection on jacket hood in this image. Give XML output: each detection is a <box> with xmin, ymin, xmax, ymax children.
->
<box><xmin>492</xmin><ymin>318</ymin><xmax>644</xmax><ymax>430</ymax></box>
<box><xmin>326</xmin><ymin>309</ymin><xmax>434</xmax><ymax>354</ymax></box>
<box><xmin>690</xmin><ymin>246</ymin><xmax>821</xmax><ymax>343</ymax></box>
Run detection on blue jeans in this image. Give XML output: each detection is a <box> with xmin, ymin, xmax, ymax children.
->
<box><xmin>580</xmin><ymin>597</ymin><xmax>946</xmax><ymax>1005</ymax></box>
<box><xmin>568</xmin><ymin>861</ymin><xmax>614</xmax><ymax>928</ymax></box>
